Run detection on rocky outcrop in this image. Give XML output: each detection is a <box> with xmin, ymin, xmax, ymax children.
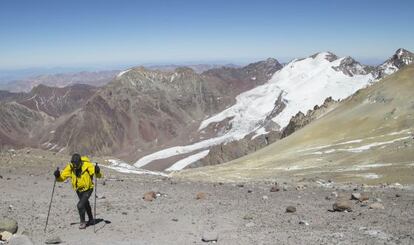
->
<box><xmin>332</xmin><ymin>57</ymin><xmax>374</xmax><ymax>76</ymax></box>
<box><xmin>191</xmin><ymin>131</ymin><xmax>281</xmax><ymax>168</ymax></box>
<box><xmin>376</xmin><ymin>48</ymin><xmax>414</xmax><ymax>78</ymax></box>
<box><xmin>282</xmin><ymin>97</ymin><xmax>337</xmax><ymax>138</ymax></box>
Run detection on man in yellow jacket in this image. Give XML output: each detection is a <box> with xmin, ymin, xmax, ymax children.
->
<box><xmin>54</xmin><ymin>153</ymin><xmax>103</xmax><ymax>229</ymax></box>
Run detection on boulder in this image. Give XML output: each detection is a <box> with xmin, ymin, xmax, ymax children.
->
<box><xmin>8</xmin><ymin>235</ymin><xmax>33</xmax><ymax>245</ymax></box>
<box><xmin>299</xmin><ymin>220</ymin><xmax>309</xmax><ymax>226</ymax></box>
<box><xmin>0</xmin><ymin>218</ymin><xmax>18</xmax><ymax>234</ymax></box>
<box><xmin>333</xmin><ymin>200</ymin><xmax>352</xmax><ymax>212</ymax></box>
<box><xmin>286</xmin><ymin>206</ymin><xmax>297</xmax><ymax>213</ymax></box>
<box><xmin>143</xmin><ymin>191</ymin><xmax>157</xmax><ymax>202</ymax></box>
<box><xmin>270</xmin><ymin>186</ymin><xmax>280</xmax><ymax>192</ymax></box>
<box><xmin>202</xmin><ymin>231</ymin><xmax>218</xmax><ymax>242</ymax></box>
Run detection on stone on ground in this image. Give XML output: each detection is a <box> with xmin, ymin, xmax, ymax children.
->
<box><xmin>351</xmin><ymin>193</ymin><xmax>361</xmax><ymax>200</ymax></box>
<box><xmin>44</xmin><ymin>236</ymin><xmax>62</xmax><ymax>244</ymax></box>
<box><xmin>270</xmin><ymin>186</ymin><xmax>280</xmax><ymax>192</ymax></box>
<box><xmin>333</xmin><ymin>200</ymin><xmax>352</xmax><ymax>212</ymax></box>
<box><xmin>45</xmin><ymin>236</ymin><xmax>63</xmax><ymax>244</ymax></box>
<box><xmin>196</xmin><ymin>192</ymin><xmax>206</xmax><ymax>200</ymax></box>
<box><xmin>0</xmin><ymin>218</ymin><xmax>18</xmax><ymax>234</ymax></box>
<box><xmin>0</xmin><ymin>231</ymin><xmax>13</xmax><ymax>241</ymax></box>
<box><xmin>143</xmin><ymin>191</ymin><xmax>157</xmax><ymax>202</ymax></box>
<box><xmin>201</xmin><ymin>231</ymin><xmax>218</xmax><ymax>242</ymax></box>
<box><xmin>286</xmin><ymin>206</ymin><xmax>297</xmax><ymax>213</ymax></box>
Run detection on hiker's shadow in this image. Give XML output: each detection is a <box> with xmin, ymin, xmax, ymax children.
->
<box><xmin>70</xmin><ymin>218</ymin><xmax>112</xmax><ymax>232</ymax></box>
<box><xmin>91</xmin><ymin>218</ymin><xmax>112</xmax><ymax>232</ymax></box>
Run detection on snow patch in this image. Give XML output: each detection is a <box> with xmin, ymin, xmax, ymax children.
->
<box><xmin>355</xmin><ymin>173</ymin><xmax>381</xmax><ymax>179</ymax></box>
<box><xmin>117</xmin><ymin>69</ymin><xmax>131</xmax><ymax>78</ymax></box>
<box><xmin>165</xmin><ymin>150</ymin><xmax>210</xmax><ymax>171</ymax></box>
<box><xmin>106</xmin><ymin>159</ymin><xmax>169</xmax><ymax>177</ymax></box>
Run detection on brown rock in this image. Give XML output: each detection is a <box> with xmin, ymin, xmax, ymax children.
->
<box><xmin>358</xmin><ymin>193</ymin><xmax>369</xmax><ymax>202</ymax></box>
<box><xmin>333</xmin><ymin>200</ymin><xmax>352</xmax><ymax>212</ymax></box>
<box><xmin>143</xmin><ymin>191</ymin><xmax>157</xmax><ymax>202</ymax></box>
<box><xmin>270</xmin><ymin>186</ymin><xmax>280</xmax><ymax>192</ymax></box>
<box><xmin>196</xmin><ymin>192</ymin><xmax>206</xmax><ymax>200</ymax></box>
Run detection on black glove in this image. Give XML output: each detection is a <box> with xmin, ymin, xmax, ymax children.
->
<box><xmin>54</xmin><ymin>169</ymin><xmax>60</xmax><ymax>178</ymax></box>
<box><xmin>95</xmin><ymin>164</ymin><xmax>100</xmax><ymax>174</ymax></box>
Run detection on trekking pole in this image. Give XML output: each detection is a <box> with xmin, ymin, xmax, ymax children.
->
<box><xmin>94</xmin><ymin>163</ymin><xmax>98</xmax><ymax>233</ymax></box>
<box><xmin>44</xmin><ymin>167</ymin><xmax>59</xmax><ymax>233</ymax></box>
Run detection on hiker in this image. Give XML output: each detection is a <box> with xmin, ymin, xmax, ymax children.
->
<box><xmin>53</xmin><ymin>153</ymin><xmax>103</xmax><ymax>229</ymax></box>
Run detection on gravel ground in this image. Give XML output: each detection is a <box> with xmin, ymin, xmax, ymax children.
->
<box><xmin>1</xmin><ymin>149</ymin><xmax>414</xmax><ymax>244</ymax></box>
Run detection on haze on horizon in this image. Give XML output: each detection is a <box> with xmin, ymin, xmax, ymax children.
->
<box><xmin>0</xmin><ymin>0</ymin><xmax>413</xmax><ymax>70</ymax></box>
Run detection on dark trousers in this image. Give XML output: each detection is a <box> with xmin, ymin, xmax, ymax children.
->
<box><xmin>76</xmin><ymin>189</ymin><xmax>93</xmax><ymax>223</ymax></box>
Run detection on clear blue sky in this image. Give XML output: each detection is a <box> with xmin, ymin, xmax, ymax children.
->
<box><xmin>1</xmin><ymin>0</ymin><xmax>413</xmax><ymax>69</ymax></box>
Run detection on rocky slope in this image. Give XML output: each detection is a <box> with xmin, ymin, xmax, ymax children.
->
<box><xmin>0</xmin><ymin>84</ymin><xmax>97</xmax><ymax>150</ymax></box>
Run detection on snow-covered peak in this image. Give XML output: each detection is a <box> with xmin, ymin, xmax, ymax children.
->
<box><xmin>376</xmin><ymin>48</ymin><xmax>414</xmax><ymax>77</ymax></box>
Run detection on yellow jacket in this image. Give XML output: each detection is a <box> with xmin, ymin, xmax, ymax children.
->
<box><xmin>57</xmin><ymin>156</ymin><xmax>103</xmax><ymax>192</ymax></box>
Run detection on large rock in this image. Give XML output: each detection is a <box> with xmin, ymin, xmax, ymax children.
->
<box><xmin>202</xmin><ymin>231</ymin><xmax>219</xmax><ymax>242</ymax></box>
<box><xmin>333</xmin><ymin>200</ymin><xmax>352</xmax><ymax>212</ymax></box>
<box><xmin>0</xmin><ymin>217</ymin><xmax>18</xmax><ymax>234</ymax></box>
<box><xmin>286</xmin><ymin>206</ymin><xmax>297</xmax><ymax>213</ymax></box>
<box><xmin>8</xmin><ymin>235</ymin><xmax>34</xmax><ymax>245</ymax></box>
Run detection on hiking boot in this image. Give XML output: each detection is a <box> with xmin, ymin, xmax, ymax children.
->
<box><xmin>79</xmin><ymin>222</ymin><xmax>87</xmax><ymax>229</ymax></box>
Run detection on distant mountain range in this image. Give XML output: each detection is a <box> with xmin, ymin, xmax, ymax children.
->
<box><xmin>0</xmin><ymin>70</ymin><xmax>119</xmax><ymax>92</ymax></box>
<box><xmin>0</xmin><ymin>64</ymin><xmax>241</xmax><ymax>92</ymax></box>
<box><xmin>0</xmin><ymin>49</ymin><xmax>413</xmax><ymax>173</ymax></box>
